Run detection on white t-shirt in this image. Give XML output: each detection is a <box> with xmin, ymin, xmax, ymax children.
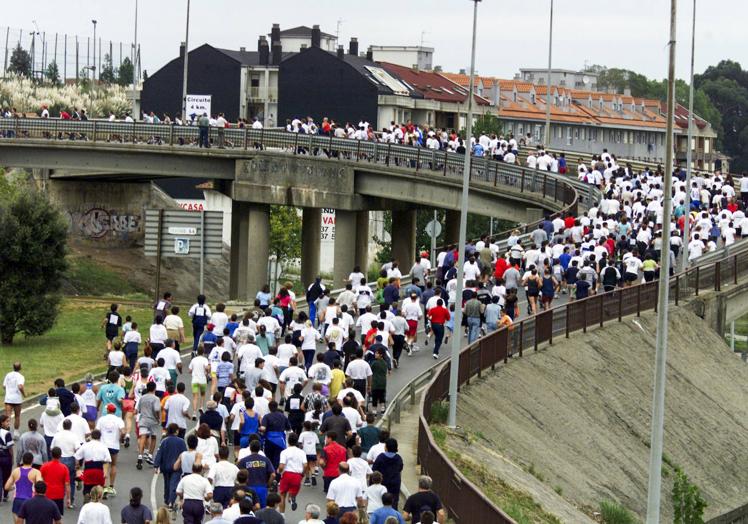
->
<box><xmin>347</xmin><ymin>456</ymin><xmax>372</xmax><ymax>488</ymax></box>
<box><xmin>165</xmin><ymin>393</ymin><xmax>191</xmax><ymax>429</ymax></box>
<box><xmin>177</xmin><ymin>473</ymin><xmax>213</xmax><ymax>500</ymax></box>
<box><xmin>342</xmin><ymin>406</ymin><xmax>363</xmax><ymax>433</ymax></box>
<box><xmin>277</xmin><ymin>344</ymin><xmax>298</xmax><ymax>367</ymax></box>
<box><xmin>189</xmin><ymin>356</ymin><xmax>210</xmax><ymax>384</ymax></box>
<box><xmin>107</xmin><ymin>350</ymin><xmax>125</xmax><ymax>367</ymax></box>
<box><xmin>210</xmin><ymin>312</ymin><xmax>229</xmax><ymax>334</ymax></box>
<box><xmin>279</xmin><ymin>366</ymin><xmax>307</xmax><ymax>392</ymax></box>
<box><xmin>208</xmin><ymin>460</ymin><xmax>240</xmax><ymax>487</ymax></box>
<box><xmin>349</xmin><ymin>272</ymin><xmax>365</xmax><ymax>288</ymax></box>
<box><xmin>345</xmin><ymin>360</ymin><xmax>372</xmax><ymax>380</ymax></box>
<box><xmin>123</xmin><ymin>330</ymin><xmax>141</xmax><ymax>345</ymax></box>
<box><xmin>58</xmin><ymin>414</ymin><xmax>90</xmax><ymax>443</ymax></box>
<box><xmin>327</xmin><ymin>474</ymin><xmax>365</xmax><ymax>508</ymax></box>
<box><xmin>159</xmin><ymin>347</ymin><xmax>182</xmax><ymax>370</ymax></box>
<box><xmin>148</xmin><ymin>367</ymin><xmax>170</xmax><ymax>392</ymax></box>
<box><xmin>299</xmin><ymin>431</ymin><xmax>318</xmax><ymax>455</ymax></box>
<box><xmin>3</xmin><ymin>371</ymin><xmax>25</xmax><ymax>404</ymax></box>
<box><xmin>625</xmin><ymin>257</ymin><xmax>643</xmax><ymax>276</ymax></box>
<box><xmin>76</xmin><ymin>502</ymin><xmax>113</xmax><ymax>524</ymax></box>
<box><xmin>51</xmin><ymin>429</ymin><xmax>81</xmax><ymax>458</ymax></box>
<box><xmin>279</xmin><ymin>446</ymin><xmax>307</xmax><ymax>474</ymax></box>
<box><xmin>96</xmin><ymin>414</ymin><xmax>125</xmax><ymax>450</ymax></box>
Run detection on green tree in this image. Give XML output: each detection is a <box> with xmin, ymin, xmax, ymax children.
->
<box><xmin>0</xmin><ymin>184</ymin><xmax>68</xmax><ymax>345</ymax></box>
<box><xmin>99</xmin><ymin>53</ymin><xmax>116</xmax><ymax>84</ymax></box>
<box><xmin>117</xmin><ymin>57</ymin><xmax>134</xmax><ymax>86</ymax></box>
<box><xmin>472</xmin><ymin>114</ymin><xmax>503</xmax><ymax>137</ymax></box>
<box><xmin>269</xmin><ymin>205</ymin><xmax>301</xmax><ymax>264</ymax></box>
<box><xmin>672</xmin><ymin>469</ymin><xmax>707</xmax><ymax>524</ymax></box>
<box><xmin>7</xmin><ymin>44</ymin><xmax>32</xmax><ymax>77</ymax></box>
<box><xmin>44</xmin><ymin>60</ymin><xmax>61</xmax><ymax>86</ymax></box>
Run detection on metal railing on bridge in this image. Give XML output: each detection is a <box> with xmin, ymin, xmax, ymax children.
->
<box><xmin>417</xmin><ymin>240</ymin><xmax>748</xmax><ymax>524</ymax></box>
<box><xmin>0</xmin><ymin>117</ymin><xmax>588</xmax><ymax>215</ymax></box>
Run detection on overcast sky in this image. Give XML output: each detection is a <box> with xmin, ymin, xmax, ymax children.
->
<box><xmin>3</xmin><ymin>0</ymin><xmax>743</xmax><ymax>82</ymax></box>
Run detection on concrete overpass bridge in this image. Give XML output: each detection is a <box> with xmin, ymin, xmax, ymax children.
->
<box><xmin>0</xmin><ymin>119</ymin><xmax>584</xmax><ymax>298</ymax></box>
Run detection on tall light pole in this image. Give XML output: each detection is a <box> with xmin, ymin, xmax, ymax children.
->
<box><xmin>544</xmin><ymin>0</ymin><xmax>554</xmax><ymax>146</ymax></box>
<box><xmin>681</xmin><ymin>0</ymin><xmax>697</xmax><ymax>270</ymax></box>
<box><xmin>181</xmin><ymin>0</ymin><xmax>191</xmax><ymax>121</ymax></box>
<box><xmin>131</xmin><ymin>0</ymin><xmax>138</xmax><ymax>119</ymax></box>
<box><xmin>447</xmin><ymin>0</ymin><xmax>480</xmax><ymax>429</ymax></box>
<box><xmin>645</xmin><ymin>1</ymin><xmax>677</xmax><ymax>522</ymax></box>
<box><xmin>91</xmin><ymin>20</ymin><xmax>97</xmax><ymax>82</ymax></box>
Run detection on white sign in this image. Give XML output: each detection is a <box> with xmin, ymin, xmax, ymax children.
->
<box><xmin>425</xmin><ymin>219</ymin><xmax>442</xmax><ymax>239</ymax></box>
<box><xmin>175</xmin><ymin>199</ymin><xmax>205</xmax><ymax>212</ymax></box>
<box><xmin>186</xmin><ymin>94</ymin><xmax>212</xmax><ymax>118</ymax></box>
<box><xmin>174</xmin><ymin>238</ymin><xmax>190</xmax><ymax>254</ymax></box>
<box><xmin>168</xmin><ymin>227</ymin><xmax>197</xmax><ymax>235</ymax></box>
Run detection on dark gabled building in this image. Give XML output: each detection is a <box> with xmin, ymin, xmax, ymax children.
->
<box><xmin>278</xmin><ymin>39</ymin><xmax>416</xmax><ymax>129</ymax></box>
<box><xmin>141</xmin><ymin>44</ymin><xmax>248</xmax><ymax>121</ymax></box>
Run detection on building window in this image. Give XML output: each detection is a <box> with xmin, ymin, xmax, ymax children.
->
<box><xmin>513</xmin><ymin>92</ymin><xmax>517</xmax><ymax>102</ymax></box>
<box><xmin>534</xmin><ymin>125</ymin><xmax>541</xmax><ymax>142</ymax></box>
<box><xmin>531</xmin><ymin>93</ymin><xmax>536</xmax><ymax>104</ymax></box>
<box><xmin>557</xmin><ymin>126</ymin><xmax>563</xmax><ymax>139</ymax></box>
<box><xmin>574</xmin><ymin>127</ymin><xmax>579</xmax><ymax>140</ymax></box>
<box><xmin>566</xmin><ymin>126</ymin><xmax>572</xmax><ymax>146</ymax></box>
<box><xmin>705</xmin><ymin>137</ymin><xmax>711</xmax><ymax>154</ymax></box>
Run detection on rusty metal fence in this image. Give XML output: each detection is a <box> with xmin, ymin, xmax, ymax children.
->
<box><xmin>418</xmin><ymin>242</ymin><xmax>748</xmax><ymax>524</ymax></box>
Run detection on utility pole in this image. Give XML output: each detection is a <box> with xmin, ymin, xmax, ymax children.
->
<box><xmin>182</xmin><ymin>0</ymin><xmax>191</xmax><ymax>121</ymax></box>
<box><xmin>544</xmin><ymin>0</ymin><xmax>554</xmax><ymax>146</ymax></box>
<box><xmin>3</xmin><ymin>27</ymin><xmax>9</xmax><ymax>77</ymax></box>
<box><xmin>448</xmin><ymin>0</ymin><xmax>481</xmax><ymax>429</ymax></box>
<box><xmin>64</xmin><ymin>34</ymin><xmax>67</xmax><ymax>81</ymax></box>
<box><xmin>682</xmin><ymin>0</ymin><xmax>697</xmax><ymax>270</ymax></box>
<box><xmin>645</xmin><ymin>1</ymin><xmax>677</xmax><ymax>522</ymax></box>
<box><xmin>91</xmin><ymin>20</ymin><xmax>97</xmax><ymax>82</ymax></box>
<box><xmin>131</xmin><ymin>0</ymin><xmax>139</xmax><ymax>119</ymax></box>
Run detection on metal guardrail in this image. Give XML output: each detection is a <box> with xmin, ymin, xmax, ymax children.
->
<box><xmin>417</xmin><ymin>240</ymin><xmax>748</xmax><ymax>524</ymax></box>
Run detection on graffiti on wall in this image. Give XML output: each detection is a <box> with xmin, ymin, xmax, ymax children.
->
<box><xmin>68</xmin><ymin>207</ymin><xmax>142</xmax><ymax>240</ymax></box>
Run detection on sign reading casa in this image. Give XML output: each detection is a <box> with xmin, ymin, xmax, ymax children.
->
<box><xmin>186</xmin><ymin>95</ymin><xmax>212</xmax><ymax>118</ymax></box>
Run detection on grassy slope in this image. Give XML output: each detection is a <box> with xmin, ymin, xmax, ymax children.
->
<box><xmin>1</xmin><ymin>301</ymin><xmax>192</xmax><ymax>397</ymax></box>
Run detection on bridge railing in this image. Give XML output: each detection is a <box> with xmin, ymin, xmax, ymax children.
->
<box><xmin>0</xmin><ymin>117</ymin><xmax>587</xmax><ymax>211</ymax></box>
<box><xmin>418</xmin><ymin>240</ymin><xmax>748</xmax><ymax>524</ymax></box>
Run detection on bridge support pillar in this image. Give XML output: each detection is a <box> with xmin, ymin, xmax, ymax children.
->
<box><xmin>355</xmin><ymin>210</ymin><xmax>370</xmax><ymax>275</ymax></box>
<box><xmin>334</xmin><ymin>210</ymin><xmax>357</xmax><ymax>289</ymax></box>
<box><xmin>445</xmin><ymin>210</ymin><xmax>460</xmax><ymax>246</ymax></box>
<box><xmin>526</xmin><ymin>207</ymin><xmax>544</xmax><ymax>224</ymax></box>
<box><xmin>301</xmin><ymin>208</ymin><xmax>321</xmax><ymax>289</ymax></box>
<box><xmin>229</xmin><ymin>202</ymin><xmax>270</xmax><ymax>301</ymax></box>
<box><xmin>392</xmin><ymin>210</ymin><xmax>417</xmax><ymax>271</ymax></box>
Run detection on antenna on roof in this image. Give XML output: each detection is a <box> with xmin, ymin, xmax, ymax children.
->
<box><xmin>420</xmin><ymin>30</ymin><xmax>429</xmax><ymax>47</ymax></box>
<box><xmin>336</xmin><ymin>19</ymin><xmax>344</xmax><ymax>44</ymax></box>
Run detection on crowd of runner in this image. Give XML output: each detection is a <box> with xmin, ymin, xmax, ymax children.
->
<box><xmin>2</xmin><ymin>105</ymin><xmax>746</xmax><ymax>524</ymax></box>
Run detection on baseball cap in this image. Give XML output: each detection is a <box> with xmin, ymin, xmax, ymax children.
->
<box><xmin>206</xmin><ymin>323</ymin><xmax>215</xmax><ymax>330</ymax></box>
<box><xmin>106</xmin><ymin>403</ymin><xmax>116</xmax><ymax>413</ymax></box>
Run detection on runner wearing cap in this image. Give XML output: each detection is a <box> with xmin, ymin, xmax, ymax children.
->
<box><xmin>95</xmin><ymin>403</ymin><xmax>125</xmax><ymax>497</ymax></box>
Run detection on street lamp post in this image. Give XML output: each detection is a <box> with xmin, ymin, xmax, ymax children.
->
<box><xmin>91</xmin><ymin>20</ymin><xmax>97</xmax><ymax>82</ymax></box>
<box><xmin>544</xmin><ymin>0</ymin><xmax>554</xmax><ymax>147</ymax></box>
<box><xmin>645</xmin><ymin>1</ymin><xmax>677</xmax><ymax>522</ymax></box>
<box><xmin>182</xmin><ymin>0</ymin><xmax>191</xmax><ymax>122</ymax></box>
<box><xmin>447</xmin><ymin>0</ymin><xmax>481</xmax><ymax>429</ymax></box>
<box><xmin>682</xmin><ymin>0</ymin><xmax>697</xmax><ymax>269</ymax></box>
<box><xmin>131</xmin><ymin>0</ymin><xmax>138</xmax><ymax>119</ymax></box>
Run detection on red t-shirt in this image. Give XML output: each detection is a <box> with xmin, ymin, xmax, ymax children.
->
<box><xmin>428</xmin><ymin>306</ymin><xmax>450</xmax><ymax>325</ymax></box>
<box><xmin>40</xmin><ymin>460</ymin><xmax>69</xmax><ymax>500</ymax></box>
<box><xmin>494</xmin><ymin>258</ymin><xmax>508</xmax><ymax>279</ymax></box>
<box><xmin>322</xmin><ymin>442</ymin><xmax>347</xmax><ymax>478</ymax></box>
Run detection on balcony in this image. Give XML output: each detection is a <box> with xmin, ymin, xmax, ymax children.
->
<box><xmin>247</xmin><ymin>86</ymin><xmax>278</xmax><ymax>102</ymax></box>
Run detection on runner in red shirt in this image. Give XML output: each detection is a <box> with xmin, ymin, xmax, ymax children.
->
<box><xmin>40</xmin><ymin>447</ymin><xmax>71</xmax><ymax>514</ymax></box>
<box><xmin>318</xmin><ymin>432</ymin><xmax>347</xmax><ymax>492</ymax></box>
<box><xmin>427</xmin><ymin>299</ymin><xmax>450</xmax><ymax>359</ymax></box>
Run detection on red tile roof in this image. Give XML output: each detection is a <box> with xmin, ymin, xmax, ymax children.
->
<box><xmin>379</xmin><ymin>62</ymin><xmax>490</xmax><ymax>105</ymax></box>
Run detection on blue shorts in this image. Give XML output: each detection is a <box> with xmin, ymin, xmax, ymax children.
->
<box><xmin>84</xmin><ymin>406</ymin><xmax>98</xmax><ymax>422</ymax></box>
<box><xmin>251</xmin><ymin>485</ymin><xmax>268</xmax><ymax>507</ymax></box>
<box><xmin>12</xmin><ymin>497</ymin><xmax>29</xmax><ymax>515</ymax></box>
<box><xmin>108</xmin><ymin>448</ymin><xmax>119</xmax><ymax>456</ymax></box>
<box><xmin>306</xmin><ymin>454</ymin><xmax>317</xmax><ymax>463</ymax></box>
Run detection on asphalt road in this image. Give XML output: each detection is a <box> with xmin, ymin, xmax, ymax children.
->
<box><xmin>16</xmin><ymin>292</ymin><xmax>568</xmax><ymax>523</ymax></box>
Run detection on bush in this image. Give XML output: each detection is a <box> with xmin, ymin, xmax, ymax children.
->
<box><xmin>429</xmin><ymin>401</ymin><xmax>449</xmax><ymax>424</ymax></box>
<box><xmin>599</xmin><ymin>500</ymin><xmax>638</xmax><ymax>524</ymax></box>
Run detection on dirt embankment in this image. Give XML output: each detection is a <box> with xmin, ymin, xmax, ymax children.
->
<box><xmin>453</xmin><ymin>306</ymin><xmax>748</xmax><ymax>521</ymax></box>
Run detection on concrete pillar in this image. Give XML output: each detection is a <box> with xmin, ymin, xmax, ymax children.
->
<box><xmin>229</xmin><ymin>202</ymin><xmax>270</xmax><ymax>300</ymax></box>
<box><xmin>334</xmin><ymin>210</ymin><xmax>356</xmax><ymax>289</ymax></box>
<box><xmin>526</xmin><ymin>207</ymin><xmax>544</xmax><ymax>224</ymax></box>
<box><xmin>392</xmin><ymin>209</ymin><xmax>417</xmax><ymax>272</ymax></box>
<box><xmin>355</xmin><ymin>210</ymin><xmax>370</xmax><ymax>275</ymax></box>
<box><xmin>300</xmin><ymin>208</ymin><xmax>321</xmax><ymax>289</ymax></box>
<box><xmin>445</xmin><ymin>209</ymin><xmax>460</xmax><ymax>246</ymax></box>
